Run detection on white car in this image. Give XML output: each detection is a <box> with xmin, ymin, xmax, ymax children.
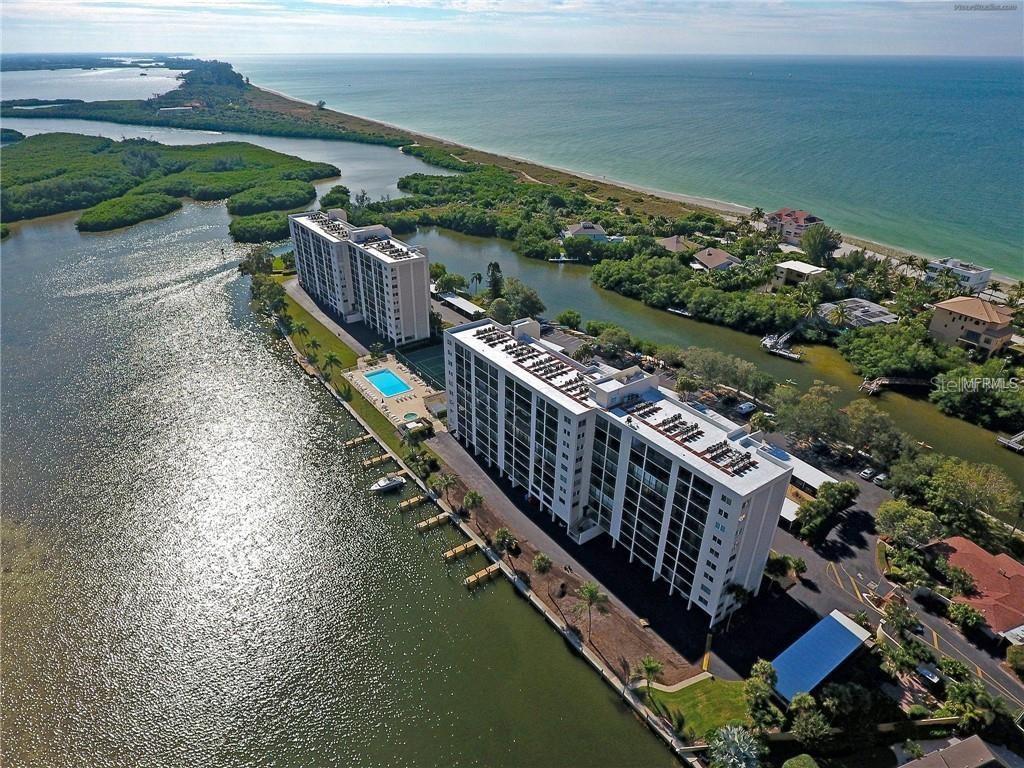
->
<box><xmin>859</xmin><ymin>468</ymin><xmax>876</xmax><ymax>480</ymax></box>
<box><xmin>873</xmin><ymin>473</ymin><xmax>889</xmax><ymax>486</ymax></box>
<box><xmin>916</xmin><ymin>664</ymin><xmax>941</xmax><ymax>685</ymax></box>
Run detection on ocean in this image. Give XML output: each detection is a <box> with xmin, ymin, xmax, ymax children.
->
<box><xmin>229</xmin><ymin>55</ymin><xmax>1024</xmax><ymax>278</ymax></box>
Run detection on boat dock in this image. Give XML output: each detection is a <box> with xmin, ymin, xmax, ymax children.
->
<box><xmin>442</xmin><ymin>540</ymin><xmax>479</xmax><ymax>561</ymax></box>
<box><xmin>414</xmin><ymin>512</ymin><xmax>450</xmax><ymax>532</ymax></box>
<box><xmin>997</xmin><ymin>429</ymin><xmax>1024</xmax><ymax>452</ymax></box>
<box><xmin>859</xmin><ymin>377</ymin><xmax>931</xmax><ymax>396</ymax></box>
<box><xmin>760</xmin><ymin>330</ymin><xmax>803</xmax><ymax>361</ymax></box>
<box><xmin>463</xmin><ymin>562</ymin><xmax>501</xmax><ymax>589</ymax></box>
<box><xmin>361</xmin><ymin>453</ymin><xmax>391</xmax><ymax>468</ymax></box>
<box><xmin>398</xmin><ymin>494</ymin><xmax>427</xmax><ymax>511</ymax></box>
<box><xmin>343</xmin><ymin>433</ymin><xmax>373</xmax><ymax>448</ymax></box>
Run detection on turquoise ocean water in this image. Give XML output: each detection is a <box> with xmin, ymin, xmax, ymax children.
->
<box><xmin>231</xmin><ymin>55</ymin><xmax>1024</xmax><ymax>278</ymax></box>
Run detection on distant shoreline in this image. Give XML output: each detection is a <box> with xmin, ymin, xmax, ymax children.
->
<box><xmin>254</xmin><ymin>85</ymin><xmax>1018</xmax><ymax>286</ymax></box>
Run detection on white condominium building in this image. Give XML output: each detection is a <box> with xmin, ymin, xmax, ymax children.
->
<box><xmin>445</xmin><ymin>318</ymin><xmax>798</xmax><ymax>626</ymax></box>
<box><xmin>288</xmin><ymin>209</ymin><xmax>432</xmax><ymax>346</ymax></box>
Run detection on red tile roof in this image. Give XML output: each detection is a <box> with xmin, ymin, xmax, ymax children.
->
<box><xmin>933</xmin><ymin>536</ymin><xmax>1024</xmax><ymax>635</ymax></box>
<box><xmin>769</xmin><ymin>207</ymin><xmax>821</xmax><ymax>225</ymax></box>
<box><xmin>933</xmin><ymin>296</ymin><xmax>1014</xmax><ymax>326</ymax></box>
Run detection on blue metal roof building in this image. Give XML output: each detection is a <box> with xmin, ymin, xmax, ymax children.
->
<box><xmin>771</xmin><ymin>610</ymin><xmax>872</xmax><ymax>703</ymax></box>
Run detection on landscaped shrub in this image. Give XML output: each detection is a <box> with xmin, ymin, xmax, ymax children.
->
<box><xmin>1008</xmin><ymin>645</ymin><xmax>1024</xmax><ymax>682</ymax></box>
<box><xmin>782</xmin><ymin>756</ymin><xmax>819</xmax><ymax>768</ymax></box>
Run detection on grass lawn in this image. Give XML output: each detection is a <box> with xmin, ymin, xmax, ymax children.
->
<box><xmin>646</xmin><ymin>678</ymin><xmax>746</xmax><ymax>740</ymax></box>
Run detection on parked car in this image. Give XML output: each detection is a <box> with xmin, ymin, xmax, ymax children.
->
<box><xmin>910</xmin><ymin>622</ymin><xmax>925</xmax><ymax>636</ymax></box>
<box><xmin>873</xmin><ymin>473</ymin><xmax>889</xmax><ymax>487</ymax></box>
<box><xmin>859</xmin><ymin>467</ymin><xmax>876</xmax><ymax>480</ymax></box>
<box><xmin>916</xmin><ymin>664</ymin><xmax>941</xmax><ymax>685</ymax></box>
<box><xmin>736</xmin><ymin>402</ymin><xmax>757</xmax><ymax>416</ymax></box>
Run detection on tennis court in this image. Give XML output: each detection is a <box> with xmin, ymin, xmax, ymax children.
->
<box><xmin>396</xmin><ymin>343</ymin><xmax>446</xmax><ymax>389</ymax></box>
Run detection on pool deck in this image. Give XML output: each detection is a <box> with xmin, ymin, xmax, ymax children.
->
<box><xmin>344</xmin><ymin>355</ymin><xmax>441</xmax><ymax>426</ymax></box>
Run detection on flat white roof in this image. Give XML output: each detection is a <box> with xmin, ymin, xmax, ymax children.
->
<box><xmin>439</xmin><ymin>293</ymin><xmax>485</xmax><ymax>316</ymax></box>
<box><xmin>449</xmin><ymin>319</ymin><xmax>798</xmax><ymax>494</ymax></box>
<box><xmin>776</xmin><ymin>259</ymin><xmax>826</xmax><ymax>275</ymax></box>
<box><xmin>290</xmin><ymin>211</ymin><xmax>426</xmax><ymax>265</ymax></box>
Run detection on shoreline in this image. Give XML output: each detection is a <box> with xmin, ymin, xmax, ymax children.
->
<box><xmin>253</xmin><ymin>84</ymin><xmax>1020</xmax><ymax>285</ymax></box>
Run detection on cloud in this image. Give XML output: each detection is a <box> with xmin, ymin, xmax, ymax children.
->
<box><xmin>2</xmin><ymin>0</ymin><xmax>1021</xmax><ymax>55</ymax></box>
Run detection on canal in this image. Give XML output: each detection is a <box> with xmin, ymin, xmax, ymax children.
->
<box><xmin>5</xmin><ymin>115</ymin><xmax>1020</xmax><ymax>484</ymax></box>
<box><xmin>0</xmin><ymin>133</ymin><xmax>675</xmax><ymax>766</ymax></box>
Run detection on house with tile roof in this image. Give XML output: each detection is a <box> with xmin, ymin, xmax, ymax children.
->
<box><xmin>927</xmin><ymin>296</ymin><xmax>1014</xmax><ymax>358</ymax></box>
<box><xmin>765</xmin><ymin>208</ymin><xmax>824</xmax><ymax>245</ymax></box>
<box><xmin>690</xmin><ymin>247</ymin><xmax>741</xmax><ymax>272</ymax></box>
<box><xmin>656</xmin><ymin>234</ymin><xmax>700</xmax><ymax>253</ymax></box>
<box><xmin>562</xmin><ymin>221</ymin><xmax>608</xmax><ymax>242</ymax></box>
<box><xmin>930</xmin><ymin>536</ymin><xmax>1024</xmax><ymax>645</ymax></box>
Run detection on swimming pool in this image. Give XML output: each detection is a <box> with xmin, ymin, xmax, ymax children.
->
<box><xmin>365</xmin><ymin>368</ymin><xmax>412</xmax><ymax>397</ymax></box>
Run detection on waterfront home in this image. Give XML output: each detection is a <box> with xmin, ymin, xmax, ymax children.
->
<box><xmin>765</xmin><ymin>208</ymin><xmax>824</xmax><ymax>245</ymax></box>
<box><xmin>929</xmin><ymin>537</ymin><xmax>1024</xmax><ymax>645</ymax></box>
<box><xmin>771</xmin><ymin>259</ymin><xmax>827</xmax><ymax>291</ymax></box>
<box><xmin>562</xmin><ymin>221</ymin><xmax>608</xmax><ymax>242</ymax></box>
<box><xmin>925</xmin><ymin>257</ymin><xmax>993</xmax><ymax>295</ymax></box>
<box><xmin>816</xmin><ymin>298</ymin><xmax>898</xmax><ymax>328</ymax></box>
<box><xmin>690</xmin><ymin>247</ymin><xmax>741</xmax><ymax>272</ymax></box>
<box><xmin>899</xmin><ymin>735</ymin><xmax>1006</xmax><ymax>768</ymax></box>
<box><xmin>927</xmin><ymin>296</ymin><xmax>1014</xmax><ymax>358</ymax></box>
<box><xmin>444</xmin><ymin>317</ymin><xmax>825</xmax><ymax>627</ymax></box>
<box><xmin>289</xmin><ymin>209</ymin><xmax>432</xmax><ymax>346</ymax></box>
<box><xmin>657</xmin><ymin>234</ymin><xmax>700</xmax><ymax>253</ymax></box>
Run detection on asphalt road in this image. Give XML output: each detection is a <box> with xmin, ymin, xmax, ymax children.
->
<box><xmin>769</xmin><ymin>466</ymin><xmax>1024</xmax><ymax>710</ymax></box>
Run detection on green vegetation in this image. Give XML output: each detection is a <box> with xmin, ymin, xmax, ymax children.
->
<box><xmin>708</xmin><ymin>724</ymin><xmax>764</xmax><ymax>767</ymax></box>
<box><xmin>793</xmin><ymin>481</ymin><xmax>860</xmax><ymax>545</ymax></box>
<box><xmin>1</xmin><ymin>60</ymin><xmax>411</xmax><ymax>146</ymax></box>
<box><xmin>1</xmin><ymin>224</ymin><xmax>9</xmax><ymax>240</ymax></box>
<box><xmin>782</xmin><ymin>756</ymin><xmax>819</xmax><ymax>768</ymax></box>
<box><xmin>319</xmin><ymin>184</ymin><xmax>351</xmax><ymax>210</ymax></box>
<box><xmin>0</xmin><ymin>132</ymin><xmax>337</xmax><ymax>235</ymax></box>
<box><xmin>646</xmin><ymin>678</ymin><xmax>746</xmax><ymax>741</ymax></box>
<box><xmin>1008</xmin><ymin>645</ymin><xmax>1024</xmax><ymax>683</ymax></box>
<box><xmin>1</xmin><ymin>128</ymin><xmax>25</xmax><ymax>143</ymax></box>
<box><xmin>76</xmin><ymin>193</ymin><xmax>182</xmax><ymax>231</ymax></box>
<box><xmin>930</xmin><ymin>358</ymin><xmax>1024</xmax><ymax>432</ymax></box>
<box><xmin>531</xmin><ymin>552</ymin><xmax>552</xmax><ymax>574</ymax></box>
<box><xmin>225</xmin><ymin>179</ymin><xmax>317</xmax><ymax>216</ymax></box>
<box><xmin>229</xmin><ymin>212</ymin><xmax>290</xmax><ymax>243</ymax></box>
<box><xmin>837</xmin><ymin>319</ymin><xmax>965</xmax><ymax>381</ymax></box>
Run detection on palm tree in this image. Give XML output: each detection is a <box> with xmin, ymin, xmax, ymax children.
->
<box><xmin>291</xmin><ymin>320</ymin><xmax>308</xmax><ymax>353</ymax></box>
<box><xmin>494</xmin><ymin>526</ymin><xmax>518</xmax><ymax>569</ymax></box>
<box><xmin>637</xmin><ymin>655</ymin><xmax>664</xmax><ymax>697</ymax></box>
<box><xmin>827</xmin><ymin>302</ymin><xmax>851</xmax><ymax>327</ymax></box>
<box><xmin>470</xmin><ymin>271</ymin><xmax>483</xmax><ymax>295</ymax></box>
<box><xmin>323</xmin><ymin>351</ymin><xmax>342</xmax><ymax>373</ymax></box>
<box><xmin>307</xmin><ymin>337</ymin><xmax>321</xmax><ymax>359</ymax></box>
<box><xmin>572</xmin><ymin>581</ymin><xmax>609</xmax><ymax>641</ymax></box>
<box><xmin>431</xmin><ymin>472</ymin><xmax>457</xmax><ymax>508</ymax></box>
<box><xmin>751</xmin><ymin>206</ymin><xmax>764</xmax><ymax>221</ymax></box>
<box><xmin>1007</xmin><ymin>281</ymin><xmax>1024</xmax><ymax>308</ymax></box>
<box><xmin>462</xmin><ymin>490</ymin><xmax>483</xmax><ymax>517</ymax></box>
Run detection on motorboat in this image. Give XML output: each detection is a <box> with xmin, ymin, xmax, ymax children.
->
<box><xmin>369</xmin><ymin>474</ymin><xmax>406</xmax><ymax>493</ymax></box>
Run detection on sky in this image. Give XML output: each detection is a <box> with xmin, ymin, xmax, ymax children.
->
<box><xmin>2</xmin><ymin>0</ymin><xmax>1022</xmax><ymax>57</ymax></box>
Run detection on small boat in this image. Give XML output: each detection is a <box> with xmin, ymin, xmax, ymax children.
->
<box><xmin>369</xmin><ymin>474</ymin><xmax>406</xmax><ymax>493</ymax></box>
<box><xmin>667</xmin><ymin>307</ymin><xmax>693</xmax><ymax>317</ymax></box>
<box><xmin>548</xmin><ymin>256</ymin><xmax>580</xmax><ymax>263</ymax></box>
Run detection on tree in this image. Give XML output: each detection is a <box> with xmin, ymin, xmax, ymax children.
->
<box><xmin>948</xmin><ymin>601</ymin><xmax>984</xmax><ymax>631</ymax></box>
<box><xmin>316</xmin><ymin>99</ymin><xmax>326</xmax><ymax>109</ymax></box>
<box><xmin>875</xmin><ymin>500</ymin><xmax>941</xmax><ymax>548</ymax></box>
<box><xmin>1007</xmin><ymin>645</ymin><xmax>1024</xmax><ymax>683</ymax></box>
<box><xmin>486</xmin><ymin>260</ymin><xmax>504</xmax><ymax>298</ymax></box>
<box><xmin>791</xmin><ymin>708</ymin><xmax>831</xmax><ymax>750</ymax></box>
<box><xmin>307</xmin><ymin>337</ymin><xmax>321</xmax><ymax>359</ymax></box>
<box><xmin>431</xmin><ymin>473</ymin><xmax>457</xmax><ymax>507</ymax></box>
<box><xmin>925</xmin><ymin>458</ymin><xmax>1022</xmax><ymax>537</ymax></box>
<box><xmin>532</xmin><ymin>552</ymin><xmax>552</xmax><ymax>574</ymax></box>
<box><xmin>883</xmin><ymin>600</ymin><xmax>919</xmax><ymax>637</ymax></box>
<box><xmin>291</xmin><ymin>320</ymin><xmax>308</xmax><ymax>352</ymax></box>
<box><xmin>501</xmin><ymin>277</ymin><xmax>546</xmax><ymax>319</ymax></box>
<box><xmin>675</xmin><ymin>373</ymin><xmax>702</xmax><ymax>402</ymax></box>
<box><xmin>323</xmin><ymin>351</ymin><xmax>342</xmax><ymax>374</ymax></box>
<box><xmin>637</xmin><ymin>654</ymin><xmax>664</xmax><ymax>695</ymax></box>
<box><xmin>708</xmin><ymin>724</ymin><xmax>763</xmax><ymax>768</ymax></box>
<box><xmin>795</xmin><ymin>480</ymin><xmax>859</xmax><ymax>545</ymax></box>
<box><xmin>462</xmin><ymin>490</ymin><xmax>483</xmax><ymax>516</ymax></box>
<box><xmin>571</xmin><ymin>341</ymin><xmax>597</xmax><ymax>363</ymax></box>
<box><xmin>488</xmin><ymin>297</ymin><xmax>513</xmax><ymax>324</ymax></box>
<box><xmin>745</xmin><ymin>660</ymin><xmax>784</xmax><ymax>734</ymax></box>
<box><xmin>554</xmin><ymin>309</ymin><xmax>582</xmax><ymax>329</ymax></box>
<box><xmin>435</xmin><ymin>272</ymin><xmax>467</xmax><ymax>293</ymax></box>
<box><xmin>494</xmin><ymin>527</ymin><xmax>518</xmax><ymax>568</ymax></box>
<box><xmin>469</xmin><ymin>271</ymin><xmax>483</xmax><ymax>294</ymax></box>
<box><xmin>572</xmin><ymin>580</ymin><xmax>609</xmax><ymax>640</ymax></box>
<box><xmin>800</xmin><ymin>223</ymin><xmax>842</xmax><ymax>267</ymax></box>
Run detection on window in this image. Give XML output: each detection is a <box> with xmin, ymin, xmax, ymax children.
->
<box><xmin>721</xmin><ymin>494</ymin><xmax>734</xmax><ymax>505</ymax></box>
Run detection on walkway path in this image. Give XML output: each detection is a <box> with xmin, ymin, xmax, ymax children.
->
<box><xmin>283</xmin><ymin>278</ymin><xmax>370</xmax><ymax>356</ymax></box>
<box><xmin>631</xmin><ymin>671</ymin><xmax>714</xmax><ymax>694</ymax></box>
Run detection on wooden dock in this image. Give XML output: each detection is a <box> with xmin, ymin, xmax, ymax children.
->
<box><xmin>463</xmin><ymin>562</ymin><xmax>501</xmax><ymax>589</ymax></box>
<box><xmin>398</xmin><ymin>494</ymin><xmax>427</xmax><ymax>511</ymax></box>
<box><xmin>414</xmin><ymin>512</ymin><xmax>449</xmax><ymax>532</ymax></box>
<box><xmin>343</xmin><ymin>433</ymin><xmax>373</xmax><ymax>448</ymax></box>
<box><xmin>859</xmin><ymin>376</ymin><xmax>930</xmax><ymax>396</ymax></box>
<box><xmin>361</xmin><ymin>453</ymin><xmax>391</xmax><ymax>468</ymax></box>
<box><xmin>997</xmin><ymin>429</ymin><xmax>1024</xmax><ymax>452</ymax></box>
<box><xmin>442</xmin><ymin>540</ymin><xmax>479</xmax><ymax>561</ymax></box>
